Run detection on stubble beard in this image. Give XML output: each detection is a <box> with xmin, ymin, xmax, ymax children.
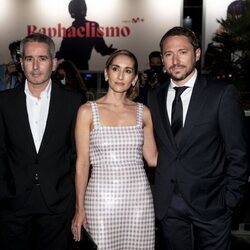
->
<box><xmin>168</xmin><ymin>62</ymin><xmax>196</xmax><ymax>82</ymax></box>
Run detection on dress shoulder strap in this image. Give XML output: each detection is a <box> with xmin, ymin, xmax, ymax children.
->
<box><xmin>89</xmin><ymin>101</ymin><xmax>100</xmax><ymax>128</ymax></box>
<box><xmin>136</xmin><ymin>102</ymin><xmax>144</xmax><ymax>128</ymax></box>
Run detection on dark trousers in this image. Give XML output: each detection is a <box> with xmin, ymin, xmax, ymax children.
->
<box><xmin>0</xmin><ymin>185</ymin><xmax>74</xmax><ymax>250</ymax></box>
<box><xmin>159</xmin><ymin>193</ymin><xmax>232</xmax><ymax>250</ymax></box>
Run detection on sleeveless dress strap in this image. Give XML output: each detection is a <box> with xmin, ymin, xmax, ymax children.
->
<box><xmin>89</xmin><ymin>101</ymin><xmax>100</xmax><ymax>128</ymax></box>
<box><xmin>136</xmin><ymin>102</ymin><xmax>144</xmax><ymax>128</ymax></box>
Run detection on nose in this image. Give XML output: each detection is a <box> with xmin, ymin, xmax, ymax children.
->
<box><xmin>33</xmin><ymin>59</ymin><xmax>39</xmax><ymax>70</ymax></box>
<box><xmin>172</xmin><ymin>53</ymin><xmax>179</xmax><ymax>65</ymax></box>
<box><xmin>118</xmin><ymin>70</ymin><xmax>124</xmax><ymax>80</ymax></box>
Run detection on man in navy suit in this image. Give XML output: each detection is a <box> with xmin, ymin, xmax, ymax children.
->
<box><xmin>0</xmin><ymin>33</ymin><xmax>82</xmax><ymax>249</ymax></box>
<box><xmin>148</xmin><ymin>26</ymin><xmax>248</xmax><ymax>250</ymax></box>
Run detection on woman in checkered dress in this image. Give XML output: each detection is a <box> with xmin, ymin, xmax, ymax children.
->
<box><xmin>72</xmin><ymin>50</ymin><xmax>158</xmax><ymax>249</ymax></box>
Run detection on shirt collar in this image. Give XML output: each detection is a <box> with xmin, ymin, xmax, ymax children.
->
<box><xmin>170</xmin><ymin>69</ymin><xmax>197</xmax><ymax>90</ymax></box>
<box><xmin>24</xmin><ymin>80</ymin><xmax>52</xmax><ymax>99</ymax></box>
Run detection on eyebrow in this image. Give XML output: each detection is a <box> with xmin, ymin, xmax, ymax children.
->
<box><xmin>110</xmin><ymin>64</ymin><xmax>134</xmax><ymax>71</ymax></box>
<box><xmin>163</xmin><ymin>48</ymin><xmax>189</xmax><ymax>54</ymax></box>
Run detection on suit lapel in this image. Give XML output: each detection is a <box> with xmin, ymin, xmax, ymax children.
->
<box><xmin>38</xmin><ymin>83</ymin><xmax>61</xmax><ymax>155</ymax></box>
<box><xmin>156</xmin><ymin>82</ymin><xmax>177</xmax><ymax>151</ymax></box>
<box><xmin>179</xmin><ymin>75</ymin><xmax>208</xmax><ymax>152</ymax></box>
<box><xmin>15</xmin><ymin>86</ymin><xmax>37</xmax><ymax>155</ymax></box>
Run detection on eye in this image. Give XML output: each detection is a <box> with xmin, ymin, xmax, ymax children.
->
<box><xmin>39</xmin><ymin>56</ymin><xmax>48</xmax><ymax>62</ymax></box>
<box><xmin>24</xmin><ymin>57</ymin><xmax>32</xmax><ymax>62</ymax></box>
<box><xmin>164</xmin><ymin>52</ymin><xmax>172</xmax><ymax>57</ymax></box>
<box><xmin>179</xmin><ymin>50</ymin><xmax>188</xmax><ymax>55</ymax></box>
<box><xmin>125</xmin><ymin>69</ymin><xmax>133</xmax><ymax>74</ymax></box>
<box><xmin>111</xmin><ymin>65</ymin><xmax>119</xmax><ymax>71</ymax></box>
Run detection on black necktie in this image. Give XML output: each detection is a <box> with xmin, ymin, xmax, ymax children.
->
<box><xmin>171</xmin><ymin>86</ymin><xmax>188</xmax><ymax>145</ymax></box>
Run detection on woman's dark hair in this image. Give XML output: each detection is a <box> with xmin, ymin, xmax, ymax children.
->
<box><xmin>56</xmin><ymin>60</ymin><xmax>86</xmax><ymax>93</ymax></box>
<box><xmin>105</xmin><ymin>49</ymin><xmax>139</xmax><ymax>100</ymax></box>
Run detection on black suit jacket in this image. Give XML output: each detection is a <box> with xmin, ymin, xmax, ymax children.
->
<box><xmin>0</xmin><ymin>83</ymin><xmax>82</xmax><ymax>213</ymax></box>
<box><xmin>148</xmin><ymin>74</ymin><xmax>248</xmax><ymax>220</ymax></box>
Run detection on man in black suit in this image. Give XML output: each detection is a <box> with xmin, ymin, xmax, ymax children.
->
<box><xmin>0</xmin><ymin>33</ymin><xmax>82</xmax><ymax>249</ymax></box>
<box><xmin>148</xmin><ymin>26</ymin><xmax>248</xmax><ymax>249</ymax></box>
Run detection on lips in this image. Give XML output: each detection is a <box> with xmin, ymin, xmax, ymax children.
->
<box><xmin>31</xmin><ymin>72</ymin><xmax>41</xmax><ymax>77</ymax></box>
<box><xmin>171</xmin><ymin>65</ymin><xmax>184</xmax><ymax>70</ymax></box>
<box><xmin>115</xmin><ymin>81</ymin><xmax>124</xmax><ymax>86</ymax></box>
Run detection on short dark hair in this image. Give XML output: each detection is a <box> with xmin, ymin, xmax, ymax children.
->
<box><xmin>148</xmin><ymin>51</ymin><xmax>161</xmax><ymax>61</ymax></box>
<box><xmin>160</xmin><ymin>26</ymin><xmax>200</xmax><ymax>52</ymax></box>
<box><xmin>8</xmin><ymin>40</ymin><xmax>21</xmax><ymax>52</ymax></box>
<box><xmin>20</xmin><ymin>33</ymin><xmax>56</xmax><ymax>58</ymax></box>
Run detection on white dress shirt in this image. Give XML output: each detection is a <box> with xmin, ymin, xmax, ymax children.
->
<box><xmin>167</xmin><ymin>69</ymin><xmax>197</xmax><ymax>126</ymax></box>
<box><xmin>25</xmin><ymin>81</ymin><xmax>51</xmax><ymax>152</ymax></box>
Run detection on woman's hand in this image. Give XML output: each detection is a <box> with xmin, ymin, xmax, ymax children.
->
<box><xmin>71</xmin><ymin>208</ymin><xmax>87</xmax><ymax>241</ymax></box>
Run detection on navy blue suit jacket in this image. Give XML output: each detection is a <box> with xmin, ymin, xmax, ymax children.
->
<box><xmin>148</xmin><ymin>74</ymin><xmax>248</xmax><ymax>220</ymax></box>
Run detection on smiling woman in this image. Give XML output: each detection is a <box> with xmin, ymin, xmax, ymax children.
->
<box><xmin>71</xmin><ymin>49</ymin><xmax>158</xmax><ymax>249</ymax></box>
<box><xmin>104</xmin><ymin>50</ymin><xmax>139</xmax><ymax>100</ymax></box>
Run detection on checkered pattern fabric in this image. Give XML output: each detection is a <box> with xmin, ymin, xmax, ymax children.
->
<box><xmin>85</xmin><ymin>101</ymin><xmax>155</xmax><ymax>250</ymax></box>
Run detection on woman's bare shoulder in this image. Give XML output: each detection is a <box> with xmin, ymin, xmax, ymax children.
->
<box><xmin>77</xmin><ymin>101</ymin><xmax>93</xmax><ymax>120</ymax></box>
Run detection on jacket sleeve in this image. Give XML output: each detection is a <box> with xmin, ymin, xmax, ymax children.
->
<box><xmin>0</xmin><ymin>94</ymin><xmax>8</xmax><ymax>199</ymax></box>
<box><xmin>219</xmin><ymin>84</ymin><xmax>249</xmax><ymax>209</ymax></box>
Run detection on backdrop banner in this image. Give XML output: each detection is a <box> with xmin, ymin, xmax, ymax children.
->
<box><xmin>0</xmin><ymin>0</ymin><xmax>182</xmax><ymax>71</ymax></box>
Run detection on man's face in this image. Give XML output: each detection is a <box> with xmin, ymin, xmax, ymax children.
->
<box><xmin>21</xmin><ymin>41</ymin><xmax>57</xmax><ymax>89</ymax></box>
<box><xmin>161</xmin><ymin>35</ymin><xmax>200</xmax><ymax>86</ymax></box>
<box><xmin>150</xmin><ymin>56</ymin><xmax>162</xmax><ymax>68</ymax></box>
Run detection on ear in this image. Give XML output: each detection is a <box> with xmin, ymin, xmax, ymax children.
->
<box><xmin>52</xmin><ymin>58</ymin><xmax>58</xmax><ymax>71</ymax></box>
<box><xmin>131</xmin><ymin>75</ymin><xmax>138</xmax><ymax>87</ymax></box>
<box><xmin>20</xmin><ymin>58</ymin><xmax>24</xmax><ymax>71</ymax></box>
<box><xmin>161</xmin><ymin>54</ymin><xmax>164</xmax><ymax>65</ymax></box>
<box><xmin>104</xmin><ymin>69</ymin><xmax>108</xmax><ymax>81</ymax></box>
<box><xmin>195</xmin><ymin>48</ymin><xmax>201</xmax><ymax>62</ymax></box>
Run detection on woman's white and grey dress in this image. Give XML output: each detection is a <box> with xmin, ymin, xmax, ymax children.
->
<box><xmin>85</xmin><ymin>101</ymin><xmax>155</xmax><ymax>250</ymax></box>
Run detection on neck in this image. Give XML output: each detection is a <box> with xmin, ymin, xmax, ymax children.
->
<box><xmin>28</xmin><ymin>81</ymin><xmax>49</xmax><ymax>98</ymax></box>
<box><xmin>99</xmin><ymin>92</ymin><xmax>130</xmax><ymax>107</ymax></box>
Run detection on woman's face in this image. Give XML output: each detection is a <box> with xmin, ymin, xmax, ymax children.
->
<box><xmin>57</xmin><ymin>68</ymin><xmax>66</xmax><ymax>78</ymax></box>
<box><xmin>57</xmin><ymin>68</ymin><xmax>66</xmax><ymax>85</ymax></box>
<box><xmin>105</xmin><ymin>54</ymin><xmax>138</xmax><ymax>94</ymax></box>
